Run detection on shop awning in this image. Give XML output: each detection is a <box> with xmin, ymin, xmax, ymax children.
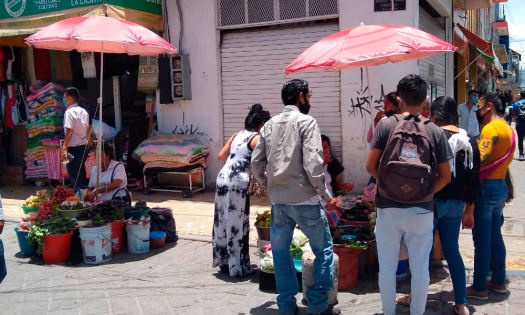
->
<box><xmin>456</xmin><ymin>24</ymin><xmax>494</xmax><ymax>57</ymax></box>
<box><xmin>493</xmin><ymin>44</ymin><xmax>508</xmax><ymax>64</ymax></box>
<box><xmin>0</xmin><ymin>1</ymin><xmax>162</xmax><ymax>43</ymax></box>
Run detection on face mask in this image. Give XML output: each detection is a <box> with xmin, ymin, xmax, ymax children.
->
<box><xmin>476</xmin><ymin>107</ymin><xmax>488</xmax><ymax>125</ymax></box>
<box><xmin>298</xmin><ymin>100</ymin><xmax>310</xmax><ymax>115</ymax></box>
<box><xmin>63</xmin><ymin>98</ymin><xmax>67</xmax><ymax>106</ymax></box>
<box><xmin>385</xmin><ymin>110</ymin><xmax>395</xmax><ymax>117</ymax></box>
<box><xmin>471</xmin><ymin>96</ymin><xmax>478</xmax><ymax>103</ymax></box>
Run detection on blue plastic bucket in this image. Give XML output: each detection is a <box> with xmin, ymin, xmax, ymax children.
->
<box><xmin>14</xmin><ymin>227</ymin><xmax>38</xmax><ymax>256</ymax></box>
<box><xmin>293</xmin><ymin>258</ymin><xmax>302</xmax><ymax>272</ymax></box>
<box><xmin>396</xmin><ymin>259</ymin><xmax>408</xmax><ymax>278</ymax></box>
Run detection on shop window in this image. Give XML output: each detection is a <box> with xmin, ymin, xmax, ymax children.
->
<box><xmin>248</xmin><ymin>0</ymin><xmax>274</xmax><ymax>23</ymax></box>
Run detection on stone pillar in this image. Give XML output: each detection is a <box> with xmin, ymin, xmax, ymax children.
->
<box><xmin>301</xmin><ymin>252</ymin><xmax>339</xmax><ymax>306</ymax></box>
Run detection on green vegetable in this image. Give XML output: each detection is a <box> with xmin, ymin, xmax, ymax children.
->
<box><xmin>27</xmin><ymin>212</ymin><xmax>74</xmax><ymax>255</ymax></box>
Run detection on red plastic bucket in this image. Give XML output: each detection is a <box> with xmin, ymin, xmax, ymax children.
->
<box><xmin>42</xmin><ymin>232</ymin><xmax>72</xmax><ymax>263</ymax></box>
<box><xmin>333</xmin><ymin>246</ymin><xmax>361</xmax><ymax>290</ymax></box>
<box><xmin>111</xmin><ymin>221</ymin><xmax>125</xmax><ymax>254</ymax></box>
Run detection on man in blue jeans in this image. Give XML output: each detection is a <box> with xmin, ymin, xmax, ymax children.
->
<box><xmin>0</xmin><ymin>193</ymin><xmax>6</xmax><ymax>284</ymax></box>
<box><xmin>252</xmin><ymin>79</ymin><xmax>339</xmax><ymax>315</ymax></box>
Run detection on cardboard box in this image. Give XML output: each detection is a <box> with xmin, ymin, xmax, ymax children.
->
<box><xmin>0</xmin><ymin>165</ymin><xmax>25</xmax><ymax>186</ymax></box>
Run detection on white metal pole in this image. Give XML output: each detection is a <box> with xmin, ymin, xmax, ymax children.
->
<box><xmin>95</xmin><ymin>42</ymin><xmax>104</xmax><ymax>200</ymax></box>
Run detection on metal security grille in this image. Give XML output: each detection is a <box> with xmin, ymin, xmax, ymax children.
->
<box><xmin>218</xmin><ymin>0</ymin><xmax>338</xmax><ymax>29</ymax></box>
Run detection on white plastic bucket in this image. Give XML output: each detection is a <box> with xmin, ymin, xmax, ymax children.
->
<box><xmin>79</xmin><ymin>225</ymin><xmax>113</xmax><ymax>264</ymax></box>
<box><xmin>126</xmin><ymin>223</ymin><xmax>150</xmax><ymax>254</ymax></box>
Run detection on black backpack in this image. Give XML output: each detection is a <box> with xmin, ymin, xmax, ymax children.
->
<box><xmin>517</xmin><ymin>101</ymin><xmax>525</xmax><ymax>123</ymax></box>
<box><xmin>149</xmin><ymin>207</ymin><xmax>179</xmax><ymax>243</ymax></box>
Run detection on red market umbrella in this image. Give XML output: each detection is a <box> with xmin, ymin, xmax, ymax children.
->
<box><xmin>25</xmin><ymin>16</ymin><xmax>177</xmax><ymax>195</ymax></box>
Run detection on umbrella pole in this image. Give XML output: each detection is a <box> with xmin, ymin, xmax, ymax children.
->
<box><xmin>95</xmin><ymin>42</ymin><xmax>104</xmax><ymax>201</ymax></box>
<box><xmin>366</xmin><ymin>65</ymin><xmax>374</xmax><ymax>135</ymax></box>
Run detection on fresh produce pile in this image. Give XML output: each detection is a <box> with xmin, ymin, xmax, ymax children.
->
<box><xmin>51</xmin><ymin>186</ymin><xmax>74</xmax><ymax>205</ymax></box>
<box><xmin>77</xmin><ymin>200</ymin><xmax>124</xmax><ymax>225</ymax></box>
<box><xmin>37</xmin><ymin>201</ymin><xmax>54</xmax><ymax>221</ymax></box>
<box><xmin>59</xmin><ymin>197</ymin><xmax>87</xmax><ymax>210</ymax></box>
<box><xmin>18</xmin><ymin>212</ymin><xmax>39</xmax><ymax>231</ymax></box>
<box><xmin>23</xmin><ymin>190</ymin><xmax>49</xmax><ymax>207</ymax></box>
<box><xmin>333</xmin><ymin>226</ymin><xmax>375</xmax><ymax>246</ymax></box>
<box><xmin>256</xmin><ymin>210</ymin><xmax>271</xmax><ymax>227</ymax></box>
<box><xmin>340</xmin><ymin>198</ymin><xmax>376</xmax><ymax>225</ymax></box>
<box><xmin>27</xmin><ymin>215</ymin><xmax>75</xmax><ymax>255</ymax></box>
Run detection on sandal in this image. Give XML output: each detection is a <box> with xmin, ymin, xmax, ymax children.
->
<box><xmin>396</xmin><ymin>295</ymin><xmax>411</xmax><ymax>306</ymax></box>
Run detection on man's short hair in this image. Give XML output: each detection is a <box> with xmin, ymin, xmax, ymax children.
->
<box><xmin>396</xmin><ymin>74</ymin><xmax>428</xmax><ymax>107</ymax></box>
<box><xmin>64</xmin><ymin>87</ymin><xmax>79</xmax><ymax>101</ymax></box>
<box><xmin>467</xmin><ymin>90</ymin><xmax>479</xmax><ymax>97</ymax></box>
<box><xmin>281</xmin><ymin>79</ymin><xmax>309</xmax><ymax>105</ymax></box>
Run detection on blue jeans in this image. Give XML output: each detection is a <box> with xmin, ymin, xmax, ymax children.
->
<box><xmin>271</xmin><ymin>204</ymin><xmax>334</xmax><ymax>315</ymax></box>
<box><xmin>433</xmin><ymin>200</ymin><xmax>467</xmax><ymax>305</ymax></box>
<box><xmin>0</xmin><ymin>239</ymin><xmax>6</xmax><ymax>284</ymax></box>
<box><xmin>472</xmin><ymin>179</ymin><xmax>507</xmax><ymax>291</ymax></box>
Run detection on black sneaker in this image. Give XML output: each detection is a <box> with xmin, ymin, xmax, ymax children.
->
<box><xmin>307</xmin><ymin>305</ymin><xmax>341</xmax><ymax>315</ymax></box>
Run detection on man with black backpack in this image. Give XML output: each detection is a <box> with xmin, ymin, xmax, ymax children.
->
<box><xmin>366</xmin><ymin>74</ymin><xmax>453</xmax><ymax>315</ymax></box>
<box><xmin>512</xmin><ymin>91</ymin><xmax>525</xmax><ymax>160</ymax></box>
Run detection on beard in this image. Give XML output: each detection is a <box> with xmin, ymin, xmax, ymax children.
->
<box><xmin>299</xmin><ymin>101</ymin><xmax>310</xmax><ymax>115</ymax></box>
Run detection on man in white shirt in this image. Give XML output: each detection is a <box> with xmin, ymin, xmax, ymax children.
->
<box><xmin>61</xmin><ymin>87</ymin><xmax>91</xmax><ymax>189</ymax></box>
<box><xmin>457</xmin><ymin>90</ymin><xmax>480</xmax><ymax>137</ymax></box>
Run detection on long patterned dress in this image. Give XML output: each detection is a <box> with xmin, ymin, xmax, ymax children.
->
<box><xmin>212</xmin><ymin>130</ymin><xmax>257</xmax><ymax>277</ymax></box>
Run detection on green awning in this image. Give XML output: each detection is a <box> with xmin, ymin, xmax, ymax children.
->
<box><xmin>476</xmin><ymin>47</ymin><xmax>494</xmax><ymax>63</ymax></box>
<box><xmin>0</xmin><ymin>1</ymin><xmax>163</xmax><ymax>38</ymax></box>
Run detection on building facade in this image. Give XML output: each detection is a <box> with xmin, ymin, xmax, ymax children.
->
<box><xmin>158</xmin><ymin>0</ymin><xmax>457</xmax><ymax>190</ymax></box>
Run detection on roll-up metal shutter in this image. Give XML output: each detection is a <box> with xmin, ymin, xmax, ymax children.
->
<box><xmin>419</xmin><ymin>7</ymin><xmax>446</xmax><ymax>98</ymax></box>
<box><xmin>221</xmin><ymin>23</ymin><xmax>342</xmax><ymax>157</ymax></box>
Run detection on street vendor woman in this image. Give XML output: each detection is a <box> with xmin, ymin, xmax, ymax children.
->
<box><xmin>322</xmin><ymin>135</ymin><xmax>354</xmax><ymax>196</ymax></box>
<box><xmin>85</xmin><ymin>143</ymin><xmax>130</xmax><ymax>206</ymax></box>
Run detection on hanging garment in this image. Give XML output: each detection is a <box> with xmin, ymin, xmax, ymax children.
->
<box><xmin>81</xmin><ymin>52</ymin><xmax>96</xmax><ymax>79</ymax></box>
<box><xmin>51</xmin><ymin>51</ymin><xmax>72</xmax><ymax>81</ymax></box>
<box><xmin>0</xmin><ymin>48</ymin><xmax>5</xmax><ymax>81</ymax></box>
<box><xmin>16</xmin><ymin>84</ymin><xmax>29</xmax><ymax>124</ymax></box>
<box><xmin>5</xmin><ymin>47</ymin><xmax>14</xmax><ymax>79</ymax></box>
<box><xmin>137</xmin><ymin>55</ymin><xmax>159</xmax><ymax>93</ymax></box>
<box><xmin>4</xmin><ymin>84</ymin><xmax>17</xmax><ymax>127</ymax></box>
<box><xmin>33</xmin><ymin>48</ymin><xmax>51</xmax><ymax>81</ymax></box>
<box><xmin>70</xmin><ymin>51</ymin><xmax>87</xmax><ymax>89</ymax></box>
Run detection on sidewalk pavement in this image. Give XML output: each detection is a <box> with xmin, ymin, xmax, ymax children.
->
<box><xmin>1</xmin><ymin>218</ymin><xmax>524</xmax><ymax>315</ymax></box>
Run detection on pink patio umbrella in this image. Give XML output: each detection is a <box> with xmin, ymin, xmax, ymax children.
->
<box><xmin>25</xmin><ymin>16</ymin><xmax>177</xmax><ymax>195</ymax></box>
<box><xmin>285</xmin><ymin>23</ymin><xmax>457</xmax><ymax>127</ymax></box>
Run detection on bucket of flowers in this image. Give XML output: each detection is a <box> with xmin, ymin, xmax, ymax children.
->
<box><xmin>58</xmin><ymin>196</ymin><xmax>90</xmax><ymax>218</ymax></box>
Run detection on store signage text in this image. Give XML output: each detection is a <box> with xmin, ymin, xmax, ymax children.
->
<box><xmin>5</xmin><ymin>0</ymin><xmax>27</xmax><ymax>17</ymax></box>
<box><xmin>71</xmin><ymin>0</ymin><xmax>102</xmax><ymax>6</ymax></box>
<box><xmin>374</xmin><ymin>0</ymin><xmax>406</xmax><ymax>12</ymax></box>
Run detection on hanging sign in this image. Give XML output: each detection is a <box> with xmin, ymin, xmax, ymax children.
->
<box><xmin>374</xmin><ymin>0</ymin><xmax>406</xmax><ymax>12</ymax></box>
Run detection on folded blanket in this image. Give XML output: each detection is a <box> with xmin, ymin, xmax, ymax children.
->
<box><xmin>29</xmin><ymin>101</ymin><xmax>63</xmax><ymax>114</ymax></box>
<box><xmin>28</xmin><ymin>91</ymin><xmax>63</xmax><ymax>109</ymax></box>
<box><xmin>28</xmin><ymin>108</ymin><xmax>65</xmax><ymax>122</ymax></box>
<box><xmin>26</xmin><ymin>116</ymin><xmax>63</xmax><ymax>129</ymax></box>
<box><xmin>27</xmin><ymin>83</ymin><xmax>65</xmax><ymax>101</ymax></box>
<box><xmin>27</xmin><ymin>126</ymin><xmax>63</xmax><ymax>138</ymax></box>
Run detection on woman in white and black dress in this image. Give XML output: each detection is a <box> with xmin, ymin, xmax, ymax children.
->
<box><xmin>212</xmin><ymin>104</ymin><xmax>271</xmax><ymax>277</ymax></box>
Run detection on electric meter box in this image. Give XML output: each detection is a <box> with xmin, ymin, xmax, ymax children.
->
<box><xmin>170</xmin><ymin>54</ymin><xmax>192</xmax><ymax>101</ymax></box>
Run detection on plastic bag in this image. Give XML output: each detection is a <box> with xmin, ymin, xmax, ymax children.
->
<box><xmin>363</xmin><ymin>183</ymin><xmax>377</xmax><ymax>201</ymax></box>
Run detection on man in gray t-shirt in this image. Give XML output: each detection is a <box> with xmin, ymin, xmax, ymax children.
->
<box><xmin>366</xmin><ymin>75</ymin><xmax>452</xmax><ymax>315</ymax></box>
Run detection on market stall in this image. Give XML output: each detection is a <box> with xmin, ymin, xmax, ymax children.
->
<box><xmin>15</xmin><ymin>186</ymin><xmax>177</xmax><ymax>264</ymax></box>
<box><xmin>0</xmin><ymin>1</ymin><xmax>165</xmax><ymax>187</ymax></box>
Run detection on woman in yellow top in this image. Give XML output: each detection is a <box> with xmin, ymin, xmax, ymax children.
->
<box><xmin>468</xmin><ymin>92</ymin><xmax>515</xmax><ymax>300</ymax></box>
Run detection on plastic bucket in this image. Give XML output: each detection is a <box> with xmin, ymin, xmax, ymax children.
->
<box><xmin>333</xmin><ymin>246</ymin><xmax>361</xmax><ymax>290</ymax></box>
<box><xmin>21</xmin><ymin>206</ymin><xmax>39</xmax><ymax>214</ymax></box>
<box><xmin>111</xmin><ymin>221</ymin><xmax>125</xmax><ymax>254</ymax></box>
<box><xmin>79</xmin><ymin>225</ymin><xmax>113</xmax><ymax>265</ymax></box>
<box><xmin>123</xmin><ymin>206</ymin><xmax>151</xmax><ymax>220</ymax></box>
<box><xmin>126</xmin><ymin>223</ymin><xmax>150</xmax><ymax>254</ymax></box>
<box><xmin>43</xmin><ymin>232</ymin><xmax>72</xmax><ymax>263</ymax></box>
<box><xmin>255</xmin><ymin>224</ymin><xmax>271</xmax><ymax>241</ymax></box>
<box><xmin>150</xmin><ymin>231</ymin><xmax>166</xmax><ymax>249</ymax></box>
<box><xmin>14</xmin><ymin>228</ymin><xmax>38</xmax><ymax>256</ymax></box>
<box><xmin>396</xmin><ymin>259</ymin><xmax>408</xmax><ymax>278</ymax></box>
